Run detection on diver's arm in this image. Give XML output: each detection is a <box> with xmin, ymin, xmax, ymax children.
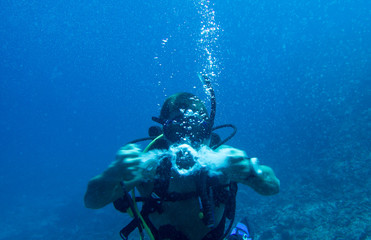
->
<box><xmin>241</xmin><ymin>164</ymin><xmax>280</xmax><ymax>195</ymax></box>
<box><xmin>227</xmin><ymin>161</ymin><xmax>280</xmax><ymax>196</ymax></box>
<box><xmin>84</xmin><ymin>171</ymin><xmax>141</xmax><ymax>209</ymax></box>
<box><xmin>84</xmin><ymin>144</ymin><xmax>147</xmax><ymax>209</ymax></box>
<box><xmin>217</xmin><ymin>146</ymin><xmax>280</xmax><ymax>196</ymax></box>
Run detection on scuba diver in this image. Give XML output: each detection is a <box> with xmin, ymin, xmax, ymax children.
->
<box><xmin>84</xmin><ymin>78</ymin><xmax>280</xmax><ymax>240</ymax></box>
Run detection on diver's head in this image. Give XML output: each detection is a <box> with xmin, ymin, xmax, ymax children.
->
<box><xmin>153</xmin><ymin>92</ymin><xmax>212</xmax><ymax>146</ymax></box>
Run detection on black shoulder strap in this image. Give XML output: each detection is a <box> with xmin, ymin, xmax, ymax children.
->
<box><xmin>219</xmin><ymin>181</ymin><xmax>238</xmax><ymax>240</ymax></box>
<box><xmin>153</xmin><ymin>155</ymin><xmax>172</xmax><ymax>198</ymax></box>
<box><xmin>139</xmin><ymin>155</ymin><xmax>173</xmax><ymax>215</ymax></box>
<box><xmin>226</xmin><ymin>181</ymin><xmax>237</xmax><ymax>220</ymax></box>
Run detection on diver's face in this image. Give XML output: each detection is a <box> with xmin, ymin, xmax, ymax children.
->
<box><xmin>163</xmin><ymin>108</ymin><xmax>210</xmax><ymax>146</ymax></box>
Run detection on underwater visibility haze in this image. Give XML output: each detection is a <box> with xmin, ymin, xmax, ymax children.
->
<box><xmin>0</xmin><ymin>0</ymin><xmax>370</xmax><ymax>239</ymax></box>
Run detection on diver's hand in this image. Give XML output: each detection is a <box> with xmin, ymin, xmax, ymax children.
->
<box><xmin>138</xmin><ymin>151</ymin><xmax>159</xmax><ymax>181</ymax></box>
<box><xmin>84</xmin><ymin>144</ymin><xmax>144</xmax><ymax>209</ymax></box>
<box><xmin>218</xmin><ymin>147</ymin><xmax>261</xmax><ymax>182</ymax></box>
<box><xmin>105</xmin><ymin>144</ymin><xmax>143</xmax><ymax>182</ymax></box>
<box><xmin>106</xmin><ymin>144</ymin><xmax>159</xmax><ymax>182</ymax></box>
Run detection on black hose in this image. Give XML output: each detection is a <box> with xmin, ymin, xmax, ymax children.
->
<box><xmin>198</xmin><ymin>169</ymin><xmax>215</xmax><ymax>228</ymax></box>
<box><xmin>200</xmin><ymin>74</ymin><xmax>216</xmax><ymax>128</ymax></box>
<box><xmin>129</xmin><ymin>137</ymin><xmax>154</xmax><ymax>144</ymax></box>
<box><xmin>119</xmin><ymin>182</ymin><xmax>144</xmax><ymax>239</ymax></box>
<box><xmin>211</xmin><ymin>124</ymin><xmax>237</xmax><ymax>150</ymax></box>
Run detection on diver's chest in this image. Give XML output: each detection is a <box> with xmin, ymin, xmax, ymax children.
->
<box><xmin>168</xmin><ymin>174</ymin><xmax>198</xmax><ymax>192</ymax></box>
<box><xmin>137</xmin><ymin>174</ymin><xmax>198</xmax><ymax>197</ymax></box>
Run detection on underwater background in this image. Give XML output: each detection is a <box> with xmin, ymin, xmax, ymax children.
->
<box><xmin>0</xmin><ymin>0</ymin><xmax>370</xmax><ymax>239</ymax></box>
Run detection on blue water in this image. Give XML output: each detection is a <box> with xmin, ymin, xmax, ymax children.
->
<box><xmin>1</xmin><ymin>0</ymin><xmax>370</xmax><ymax>239</ymax></box>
